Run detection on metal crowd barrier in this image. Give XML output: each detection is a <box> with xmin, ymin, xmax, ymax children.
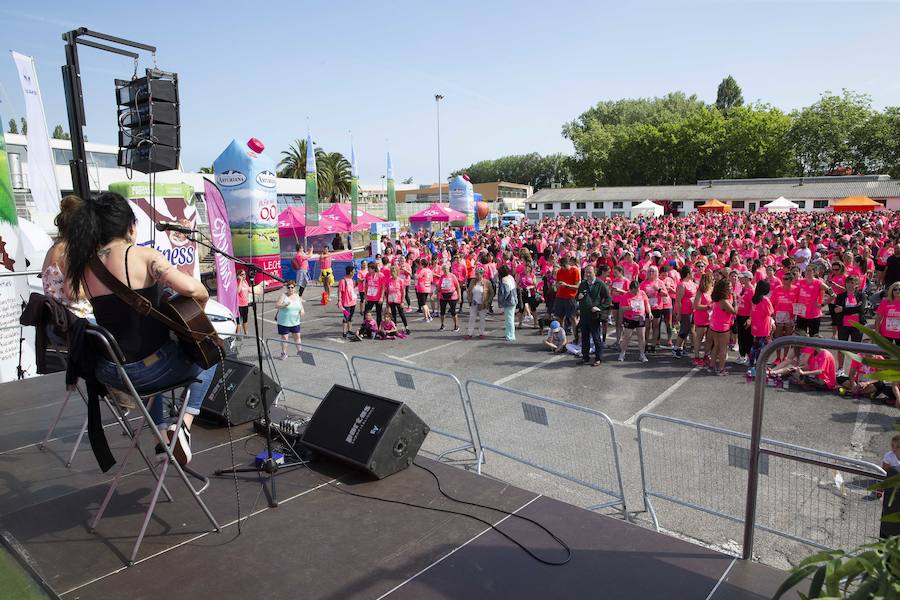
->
<box><xmin>351</xmin><ymin>355</ymin><xmax>481</xmax><ymax>466</ymax></box>
<box><xmin>264</xmin><ymin>338</ymin><xmax>356</xmax><ymax>416</ymax></box>
<box><xmin>743</xmin><ymin>335</ymin><xmax>888</xmax><ymax>559</ymax></box>
<box><xmin>638</xmin><ymin>412</ymin><xmax>886</xmax><ymax>553</ymax></box>
<box><xmin>466</xmin><ymin>379</ymin><xmax>627</xmax><ymax>517</ymax></box>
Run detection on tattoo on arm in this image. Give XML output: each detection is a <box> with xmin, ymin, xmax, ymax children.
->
<box><xmin>149</xmin><ymin>259</ymin><xmax>172</xmax><ymax>282</ymax></box>
<box><xmin>97</xmin><ymin>247</ymin><xmax>112</xmax><ymax>258</ymax></box>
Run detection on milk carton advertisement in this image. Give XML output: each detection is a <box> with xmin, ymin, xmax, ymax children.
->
<box><xmin>448</xmin><ymin>175</ymin><xmax>474</xmax><ymax>227</ymax></box>
<box><xmin>213</xmin><ymin>139</ymin><xmax>282</xmax><ymax>287</ymax></box>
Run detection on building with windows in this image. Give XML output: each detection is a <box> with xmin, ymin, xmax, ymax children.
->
<box><xmin>4</xmin><ymin>134</ymin><xmax>416</xmax><ymax>227</ymax></box>
<box><xmin>524</xmin><ymin>175</ymin><xmax>899</xmax><ymax>221</ymax></box>
<box><xmin>395</xmin><ymin>180</ymin><xmax>532</xmax><ymax>212</ymax></box>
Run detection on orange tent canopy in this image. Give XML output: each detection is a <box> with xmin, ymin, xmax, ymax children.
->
<box><xmin>831</xmin><ymin>196</ymin><xmax>881</xmax><ymax>212</ymax></box>
<box><xmin>697</xmin><ymin>199</ymin><xmax>732</xmax><ymax>213</ymax></box>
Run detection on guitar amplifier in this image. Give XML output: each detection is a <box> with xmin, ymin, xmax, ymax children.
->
<box><xmin>200</xmin><ymin>358</ymin><xmax>280</xmax><ymax>426</ymax></box>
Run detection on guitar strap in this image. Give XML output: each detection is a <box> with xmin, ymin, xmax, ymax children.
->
<box><xmin>89</xmin><ymin>254</ymin><xmax>208</xmax><ymax>343</ymax></box>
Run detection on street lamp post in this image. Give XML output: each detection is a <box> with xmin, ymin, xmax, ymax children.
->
<box><xmin>435</xmin><ymin>94</ymin><xmax>444</xmax><ymax>203</ymax></box>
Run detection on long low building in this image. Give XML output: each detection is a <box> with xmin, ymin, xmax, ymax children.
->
<box><xmin>524</xmin><ymin>175</ymin><xmax>900</xmax><ymax>220</ymax></box>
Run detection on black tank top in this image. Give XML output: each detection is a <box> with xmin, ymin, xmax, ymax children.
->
<box><xmin>90</xmin><ymin>245</ymin><xmax>170</xmax><ymax>362</ymax></box>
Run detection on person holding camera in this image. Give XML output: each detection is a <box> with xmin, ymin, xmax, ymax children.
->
<box><xmin>576</xmin><ymin>265</ymin><xmax>611</xmax><ymax>366</ymax></box>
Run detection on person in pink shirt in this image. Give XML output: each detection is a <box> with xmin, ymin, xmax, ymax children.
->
<box><xmin>708</xmin><ymin>279</ymin><xmax>737</xmax><ymax>376</ymax></box>
<box><xmin>363</xmin><ymin>261</ymin><xmax>385</xmax><ymax>325</ymax></box>
<box><xmin>691</xmin><ymin>273</ymin><xmax>714</xmax><ymax>366</ymax></box>
<box><xmin>875</xmin><ymin>282</ymin><xmax>900</xmax><ymax>345</ymax></box>
<box><xmin>734</xmin><ymin>271</ymin><xmax>755</xmax><ymax>363</ymax></box>
<box><xmin>746</xmin><ymin>279</ymin><xmax>773</xmax><ymax>375</ymax></box>
<box><xmin>640</xmin><ymin>266</ymin><xmax>665</xmax><ymax>353</ymax></box>
<box><xmin>794</xmin><ymin>267</ymin><xmax>825</xmax><ymax>336</ymax></box>
<box><xmin>386</xmin><ymin>265</ymin><xmax>410</xmax><ymax>334</ymax></box>
<box><xmin>609</xmin><ymin>265</ymin><xmax>630</xmax><ymax>350</ymax></box>
<box><xmin>397</xmin><ymin>255</ymin><xmax>412</xmax><ymax>310</ymax></box>
<box><xmin>797</xmin><ymin>347</ymin><xmax>837</xmax><ymax>391</ymax></box>
<box><xmin>655</xmin><ymin>265</ymin><xmax>676</xmax><ymax>349</ymax></box>
<box><xmin>672</xmin><ymin>266</ymin><xmax>696</xmax><ymax>359</ymax></box>
<box><xmin>618</xmin><ymin>279</ymin><xmax>651</xmax><ymax>363</ymax></box>
<box><xmin>236</xmin><ymin>269</ymin><xmax>251</xmax><ymax>335</ymax></box>
<box><xmin>414</xmin><ymin>258</ymin><xmax>434</xmax><ymax>322</ymax></box>
<box><xmin>338</xmin><ymin>265</ymin><xmax>359</xmax><ymax>338</ymax></box>
<box><xmin>436</xmin><ymin>263</ymin><xmax>462</xmax><ymax>332</ymax></box>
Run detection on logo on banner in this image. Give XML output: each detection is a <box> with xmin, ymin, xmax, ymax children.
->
<box><xmin>216</xmin><ymin>170</ymin><xmax>246</xmax><ymax>187</ymax></box>
<box><xmin>256</xmin><ymin>170</ymin><xmax>277</xmax><ymax>188</ymax></box>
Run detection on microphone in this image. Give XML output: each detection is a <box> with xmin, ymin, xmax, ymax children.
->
<box><xmin>156</xmin><ymin>221</ymin><xmax>196</xmax><ymax>235</ymax></box>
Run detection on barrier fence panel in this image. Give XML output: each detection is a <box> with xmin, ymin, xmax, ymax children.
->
<box><xmin>465</xmin><ymin>380</ymin><xmax>626</xmax><ymax>517</ymax></box>
<box><xmin>350</xmin><ymin>355</ymin><xmax>480</xmax><ymax>465</ymax></box>
<box><xmin>637</xmin><ymin>413</ymin><xmax>886</xmax><ymax>553</ymax></box>
<box><xmin>264</xmin><ymin>339</ymin><xmax>356</xmax><ymax>416</ymax></box>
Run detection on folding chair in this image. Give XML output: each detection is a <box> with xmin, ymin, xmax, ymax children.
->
<box><xmin>85</xmin><ymin>325</ymin><xmax>220</xmax><ymax>566</ymax></box>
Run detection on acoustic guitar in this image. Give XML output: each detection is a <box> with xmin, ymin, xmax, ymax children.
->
<box><xmin>90</xmin><ymin>255</ymin><xmax>225</xmax><ymax>369</ymax></box>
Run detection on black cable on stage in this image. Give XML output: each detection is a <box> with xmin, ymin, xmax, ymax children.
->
<box><xmin>274</xmin><ymin>431</ymin><xmax>572</xmax><ymax>566</ymax></box>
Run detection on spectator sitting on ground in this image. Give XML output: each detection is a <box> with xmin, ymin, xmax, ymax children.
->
<box><xmin>378</xmin><ymin>314</ymin><xmax>402</xmax><ymax>340</ymax></box>
<box><xmin>772</xmin><ymin>346</ymin><xmax>836</xmax><ymax>391</ymax></box>
<box><xmin>357</xmin><ymin>311</ymin><xmax>378</xmax><ymax>339</ymax></box>
<box><xmin>840</xmin><ymin>353</ymin><xmax>900</xmax><ymax>405</ymax></box>
<box><xmin>543</xmin><ymin>320</ymin><xmax>567</xmax><ymax>353</ymax></box>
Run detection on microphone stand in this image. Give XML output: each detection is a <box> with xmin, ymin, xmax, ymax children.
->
<box><xmin>188</xmin><ymin>231</ymin><xmax>304</xmax><ymax>508</ymax></box>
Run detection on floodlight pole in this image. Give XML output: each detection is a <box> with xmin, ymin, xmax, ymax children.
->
<box><xmin>435</xmin><ymin>94</ymin><xmax>444</xmax><ymax>203</ymax></box>
<box><xmin>61</xmin><ymin>28</ymin><xmax>156</xmax><ymax>200</ymax></box>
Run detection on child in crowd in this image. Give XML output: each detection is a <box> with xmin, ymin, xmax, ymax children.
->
<box><xmin>356</xmin><ymin>311</ymin><xmax>378</xmax><ymax>340</ymax></box>
<box><xmin>543</xmin><ymin>320</ymin><xmax>567</xmax><ymax>353</ymax></box>
<box><xmin>378</xmin><ymin>314</ymin><xmax>400</xmax><ymax>340</ymax></box>
<box><xmin>883</xmin><ymin>434</ymin><xmax>900</xmax><ymax>473</ymax></box>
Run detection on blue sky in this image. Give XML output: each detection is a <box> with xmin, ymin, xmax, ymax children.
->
<box><xmin>1</xmin><ymin>1</ymin><xmax>899</xmax><ymax>184</ymax></box>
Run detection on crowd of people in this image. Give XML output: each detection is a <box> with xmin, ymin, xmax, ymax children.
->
<box><xmin>304</xmin><ymin>209</ymin><xmax>900</xmax><ymax>400</ymax></box>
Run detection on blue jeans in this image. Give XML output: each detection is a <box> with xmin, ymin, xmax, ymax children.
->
<box><xmin>96</xmin><ymin>340</ymin><xmax>216</xmax><ymax>428</ymax></box>
<box><xmin>504</xmin><ymin>305</ymin><xmax>516</xmax><ymax>341</ymax></box>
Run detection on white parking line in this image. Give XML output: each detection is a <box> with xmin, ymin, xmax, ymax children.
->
<box><xmin>492</xmin><ymin>354</ymin><xmax>566</xmax><ymax>386</ymax></box>
<box><xmin>401</xmin><ymin>340</ymin><xmax>462</xmax><ymax>360</ymax></box>
<box><xmin>384</xmin><ymin>354</ymin><xmax>416</xmax><ymax>364</ymax></box>
<box><xmin>848</xmin><ymin>398</ymin><xmax>872</xmax><ymax>459</ymax></box>
<box><xmin>623</xmin><ymin>367</ymin><xmax>699</xmax><ymax>426</ymax></box>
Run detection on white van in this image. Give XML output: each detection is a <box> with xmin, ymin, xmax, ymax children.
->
<box><xmin>500</xmin><ymin>211</ymin><xmax>525</xmax><ymax>227</ymax></box>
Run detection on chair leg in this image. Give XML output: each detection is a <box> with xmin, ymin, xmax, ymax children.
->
<box><xmin>129</xmin><ymin>458</ymin><xmax>170</xmax><ymax>566</ymax></box>
<box><xmin>40</xmin><ymin>389</ymin><xmax>73</xmax><ymax>450</ymax></box>
<box><xmin>102</xmin><ymin>396</ymin><xmax>173</xmax><ymax>503</ymax></box>
<box><xmin>89</xmin><ymin>407</ymin><xmax>149</xmax><ymax>533</ymax></box>
<box><xmin>66</xmin><ymin>416</ymin><xmax>89</xmax><ymax>468</ymax></box>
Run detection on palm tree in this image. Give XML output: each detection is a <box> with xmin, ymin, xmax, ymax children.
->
<box><xmin>278</xmin><ymin>139</ymin><xmax>309</xmax><ymax>179</ymax></box>
<box><xmin>319</xmin><ymin>152</ymin><xmax>352</xmax><ymax>200</ymax></box>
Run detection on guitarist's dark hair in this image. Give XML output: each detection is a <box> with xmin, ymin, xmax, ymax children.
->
<box><xmin>66</xmin><ymin>192</ymin><xmax>136</xmax><ymax>295</ymax></box>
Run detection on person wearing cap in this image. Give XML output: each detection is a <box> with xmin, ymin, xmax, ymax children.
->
<box><xmin>576</xmin><ymin>265</ymin><xmax>610</xmax><ymax>366</ymax></box>
<box><xmin>543</xmin><ymin>320</ymin><xmax>567</xmax><ymax>353</ymax></box>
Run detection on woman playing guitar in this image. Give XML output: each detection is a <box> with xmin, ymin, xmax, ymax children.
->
<box><xmin>66</xmin><ymin>192</ymin><xmax>215</xmax><ymax>466</ymax></box>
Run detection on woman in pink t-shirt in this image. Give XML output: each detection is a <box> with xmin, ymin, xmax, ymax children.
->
<box><xmin>641</xmin><ymin>266</ymin><xmax>666</xmax><ymax>353</ymax></box>
<box><xmin>414</xmin><ymin>258</ymin><xmax>433</xmax><ymax>322</ymax></box>
<box><xmin>236</xmin><ymin>270</ymin><xmax>251</xmax><ymax>335</ymax></box>
<box><xmin>691</xmin><ymin>273</ymin><xmax>714</xmax><ymax>365</ymax></box>
<box><xmin>746</xmin><ymin>280</ymin><xmax>773</xmax><ymax>373</ymax></box>
<box><xmin>609</xmin><ymin>265</ymin><xmax>631</xmax><ymax>350</ymax></box>
<box><xmin>734</xmin><ymin>272</ymin><xmax>755</xmax><ymax>361</ymax></box>
<box><xmin>436</xmin><ymin>263</ymin><xmax>462</xmax><ymax>332</ymax></box>
<box><xmin>708</xmin><ymin>279</ymin><xmax>737</xmax><ymax>375</ymax></box>
<box><xmin>618</xmin><ymin>279</ymin><xmax>651</xmax><ymax>363</ymax></box>
<box><xmin>363</xmin><ymin>262</ymin><xmax>385</xmax><ymax>325</ymax></box>
<box><xmin>875</xmin><ymin>282</ymin><xmax>900</xmax><ymax>343</ymax></box>
<box><xmin>794</xmin><ymin>267</ymin><xmax>825</xmax><ymax>336</ymax></box>
<box><xmin>338</xmin><ymin>264</ymin><xmax>359</xmax><ymax>337</ymax></box>
<box><xmin>386</xmin><ymin>265</ymin><xmax>410</xmax><ymax>333</ymax></box>
<box><xmin>673</xmin><ymin>266</ymin><xmax>696</xmax><ymax>358</ymax></box>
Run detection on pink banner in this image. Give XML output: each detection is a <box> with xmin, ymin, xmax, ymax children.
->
<box><xmin>203</xmin><ymin>179</ymin><xmax>238</xmax><ymax>318</ymax></box>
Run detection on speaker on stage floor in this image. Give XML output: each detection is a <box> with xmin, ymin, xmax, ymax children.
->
<box><xmin>200</xmin><ymin>358</ymin><xmax>280</xmax><ymax>426</ymax></box>
<box><xmin>301</xmin><ymin>385</ymin><xmax>429</xmax><ymax>479</ymax></box>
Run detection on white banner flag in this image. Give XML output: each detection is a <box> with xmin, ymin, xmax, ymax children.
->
<box><xmin>12</xmin><ymin>51</ymin><xmax>61</xmax><ymax>217</ymax></box>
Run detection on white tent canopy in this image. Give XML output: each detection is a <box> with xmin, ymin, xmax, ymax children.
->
<box><xmin>630</xmin><ymin>199</ymin><xmax>664</xmax><ymax>218</ymax></box>
<box><xmin>763</xmin><ymin>196</ymin><xmax>799</xmax><ymax>212</ymax></box>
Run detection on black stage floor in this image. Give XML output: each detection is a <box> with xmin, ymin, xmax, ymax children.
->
<box><xmin>0</xmin><ymin>374</ymin><xmax>797</xmax><ymax>599</ymax></box>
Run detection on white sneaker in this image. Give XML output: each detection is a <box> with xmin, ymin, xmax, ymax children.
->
<box><xmin>618</xmin><ymin>353</ymin><xmax>625</xmax><ymax>362</ymax></box>
<box><xmin>640</xmin><ymin>354</ymin><xmax>649</xmax><ymax>363</ymax></box>
<box><xmin>166</xmin><ymin>423</ymin><xmax>192</xmax><ymax>466</ymax></box>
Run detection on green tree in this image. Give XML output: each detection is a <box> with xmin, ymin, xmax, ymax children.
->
<box><xmin>318</xmin><ymin>151</ymin><xmax>352</xmax><ymax>201</ymax></box>
<box><xmin>198</xmin><ymin>166</ymin><xmax>214</xmax><ymax>174</ymax></box>
<box><xmin>7</xmin><ymin>119</ymin><xmax>17</xmax><ymax>134</ymax></box>
<box><xmin>722</xmin><ymin>104</ymin><xmax>797</xmax><ymax>178</ymax></box>
<box><xmin>20</xmin><ymin>118</ymin><xmax>26</xmax><ymax>135</ymax></box>
<box><xmin>715</xmin><ymin>75</ymin><xmax>744</xmax><ymax>113</ymax></box>
<box><xmin>51</xmin><ymin>125</ymin><xmax>70</xmax><ymax>140</ymax></box>
<box><xmin>451</xmin><ymin>152</ymin><xmax>574</xmax><ymax>191</ymax></box>
<box><xmin>787</xmin><ymin>90</ymin><xmax>874</xmax><ymax>176</ymax></box>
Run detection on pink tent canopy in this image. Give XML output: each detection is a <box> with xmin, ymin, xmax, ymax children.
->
<box><xmin>409</xmin><ymin>202</ymin><xmax>466</xmax><ymax>223</ymax></box>
<box><xmin>277</xmin><ymin>204</ymin><xmax>383</xmax><ymax>237</ymax></box>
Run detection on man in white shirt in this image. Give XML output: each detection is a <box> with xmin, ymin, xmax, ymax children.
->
<box><xmin>793</xmin><ymin>239</ymin><xmax>812</xmax><ymax>273</ymax></box>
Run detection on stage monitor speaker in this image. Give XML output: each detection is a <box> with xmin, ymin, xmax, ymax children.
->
<box><xmin>301</xmin><ymin>385</ymin><xmax>429</xmax><ymax>479</ymax></box>
<box><xmin>200</xmin><ymin>357</ymin><xmax>280</xmax><ymax>426</ymax></box>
